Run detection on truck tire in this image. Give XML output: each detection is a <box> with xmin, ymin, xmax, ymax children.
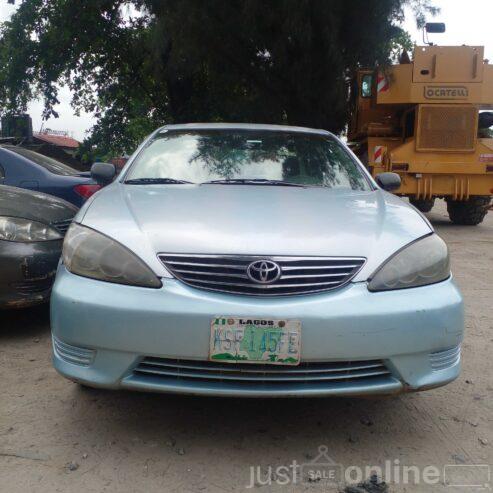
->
<box><xmin>410</xmin><ymin>198</ymin><xmax>435</xmax><ymax>213</ymax></box>
<box><xmin>446</xmin><ymin>196</ymin><xmax>491</xmax><ymax>225</ymax></box>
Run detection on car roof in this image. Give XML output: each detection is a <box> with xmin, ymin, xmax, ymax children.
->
<box><xmin>157</xmin><ymin>122</ymin><xmax>332</xmax><ymax>136</ymax></box>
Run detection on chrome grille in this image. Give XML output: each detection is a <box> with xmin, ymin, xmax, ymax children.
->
<box><xmin>50</xmin><ymin>217</ymin><xmax>73</xmax><ymax>235</ymax></box>
<box><xmin>134</xmin><ymin>357</ymin><xmax>391</xmax><ymax>385</ymax></box>
<box><xmin>430</xmin><ymin>345</ymin><xmax>461</xmax><ymax>371</ymax></box>
<box><xmin>159</xmin><ymin>254</ymin><xmax>366</xmax><ymax>296</ymax></box>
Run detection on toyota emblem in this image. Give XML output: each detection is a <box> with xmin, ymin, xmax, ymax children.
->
<box><xmin>246</xmin><ymin>260</ymin><xmax>282</xmax><ymax>284</ymax></box>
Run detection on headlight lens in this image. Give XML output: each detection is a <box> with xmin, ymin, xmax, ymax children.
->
<box><xmin>63</xmin><ymin>223</ymin><xmax>161</xmax><ymax>288</ymax></box>
<box><xmin>0</xmin><ymin>216</ymin><xmax>62</xmax><ymax>242</ymax></box>
<box><xmin>368</xmin><ymin>234</ymin><xmax>450</xmax><ymax>291</ymax></box>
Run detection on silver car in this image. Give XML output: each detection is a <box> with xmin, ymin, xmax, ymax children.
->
<box><xmin>51</xmin><ymin>123</ymin><xmax>463</xmax><ymax>397</ymax></box>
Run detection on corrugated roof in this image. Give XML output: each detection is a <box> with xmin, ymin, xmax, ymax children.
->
<box><xmin>34</xmin><ymin>132</ymin><xmax>80</xmax><ymax>149</ymax></box>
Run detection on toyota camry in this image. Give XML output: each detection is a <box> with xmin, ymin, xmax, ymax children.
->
<box><xmin>1</xmin><ymin>184</ymin><xmax>76</xmax><ymax>309</ymax></box>
<box><xmin>50</xmin><ymin>123</ymin><xmax>463</xmax><ymax>397</ymax></box>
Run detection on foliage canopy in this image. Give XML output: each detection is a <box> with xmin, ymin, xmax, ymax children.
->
<box><xmin>0</xmin><ymin>0</ymin><xmax>437</xmax><ymax>156</ymax></box>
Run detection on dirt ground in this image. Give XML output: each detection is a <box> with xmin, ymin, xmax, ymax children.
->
<box><xmin>1</xmin><ymin>200</ymin><xmax>492</xmax><ymax>493</ymax></box>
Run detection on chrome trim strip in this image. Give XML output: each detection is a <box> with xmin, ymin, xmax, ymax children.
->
<box><xmin>161</xmin><ymin>253</ymin><xmax>365</xmax><ymax>262</ymax></box>
<box><xmin>165</xmin><ymin>261</ymin><xmax>248</xmax><ymax>269</ymax></box>
<box><xmin>181</xmin><ymin>278</ymin><xmax>342</xmax><ymax>288</ymax></box>
<box><xmin>172</xmin><ymin>269</ymin><xmax>249</xmax><ymax>279</ymax></box>
<box><xmin>281</xmin><ymin>264</ymin><xmax>361</xmax><ymax>271</ymax></box>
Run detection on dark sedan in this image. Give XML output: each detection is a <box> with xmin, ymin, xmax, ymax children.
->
<box><xmin>0</xmin><ymin>145</ymin><xmax>101</xmax><ymax>207</ymax></box>
<box><xmin>0</xmin><ymin>184</ymin><xmax>77</xmax><ymax>309</ymax></box>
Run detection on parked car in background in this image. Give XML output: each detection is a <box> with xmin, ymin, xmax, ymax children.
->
<box><xmin>0</xmin><ymin>145</ymin><xmax>101</xmax><ymax>207</ymax></box>
<box><xmin>0</xmin><ymin>184</ymin><xmax>76</xmax><ymax>309</ymax></box>
<box><xmin>51</xmin><ymin>123</ymin><xmax>463</xmax><ymax>397</ymax></box>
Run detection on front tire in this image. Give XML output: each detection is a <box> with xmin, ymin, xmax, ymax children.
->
<box><xmin>410</xmin><ymin>198</ymin><xmax>435</xmax><ymax>213</ymax></box>
<box><xmin>446</xmin><ymin>196</ymin><xmax>491</xmax><ymax>225</ymax></box>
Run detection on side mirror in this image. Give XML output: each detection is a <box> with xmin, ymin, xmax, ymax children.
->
<box><xmin>375</xmin><ymin>172</ymin><xmax>401</xmax><ymax>192</ymax></box>
<box><xmin>425</xmin><ymin>22</ymin><xmax>445</xmax><ymax>33</ymax></box>
<box><xmin>91</xmin><ymin>162</ymin><xmax>116</xmax><ymax>185</ymax></box>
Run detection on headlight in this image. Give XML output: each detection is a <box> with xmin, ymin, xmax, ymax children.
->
<box><xmin>63</xmin><ymin>223</ymin><xmax>161</xmax><ymax>288</ymax></box>
<box><xmin>0</xmin><ymin>216</ymin><xmax>62</xmax><ymax>242</ymax></box>
<box><xmin>368</xmin><ymin>234</ymin><xmax>450</xmax><ymax>291</ymax></box>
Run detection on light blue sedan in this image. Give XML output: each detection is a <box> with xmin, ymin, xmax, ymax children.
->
<box><xmin>50</xmin><ymin>124</ymin><xmax>463</xmax><ymax>397</ymax></box>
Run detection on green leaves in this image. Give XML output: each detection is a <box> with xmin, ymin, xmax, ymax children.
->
<box><xmin>0</xmin><ymin>0</ymin><xmax>437</xmax><ymax>155</ymax></box>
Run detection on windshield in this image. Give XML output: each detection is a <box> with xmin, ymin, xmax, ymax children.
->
<box><xmin>7</xmin><ymin>146</ymin><xmax>77</xmax><ymax>176</ymax></box>
<box><xmin>125</xmin><ymin>130</ymin><xmax>371</xmax><ymax>190</ymax></box>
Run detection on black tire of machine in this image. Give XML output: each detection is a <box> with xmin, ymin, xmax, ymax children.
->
<box><xmin>410</xmin><ymin>198</ymin><xmax>435</xmax><ymax>213</ymax></box>
<box><xmin>446</xmin><ymin>196</ymin><xmax>492</xmax><ymax>225</ymax></box>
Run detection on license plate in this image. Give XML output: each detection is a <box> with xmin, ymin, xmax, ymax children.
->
<box><xmin>209</xmin><ymin>317</ymin><xmax>301</xmax><ymax>365</ymax></box>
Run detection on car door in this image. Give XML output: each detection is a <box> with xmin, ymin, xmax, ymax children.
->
<box><xmin>0</xmin><ymin>151</ymin><xmax>9</xmax><ymax>186</ymax></box>
<box><xmin>0</xmin><ymin>148</ymin><xmax>41</xmax><ymax>190</ymax></box>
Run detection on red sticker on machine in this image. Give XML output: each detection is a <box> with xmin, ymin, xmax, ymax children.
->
<box><xmin>479</xmin><ymin>154</ymin><xmax>493</xmax><ymax>162</ymax></box>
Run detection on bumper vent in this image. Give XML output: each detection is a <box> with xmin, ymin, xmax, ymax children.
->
<box><xmin>52</xmin><ymin>336</ymin><xmax>95</xmax><ymax>367</ymax></box>
<box><xmin>430</xmin><ymin>345</ymin><xmax>461</xmax><ymax>371</ymax></box>
<box><xmin>50</xmin><ymin>218</ymin><xmax>73</xmax><ymax>236</ymax></box>
<box><xmin>158</xmin><ymin>254</ymin><xmax>365</xmax><ymax>296</ymax></box>
<box><xmin>133</xmin><ymin>357</ymin><xmax>391</xmax><ymax>385</ymax></box>
<box><xmin>11</xmin><ymin>277</ymin><xmax>53</xmax><ymax>295</ymax></box>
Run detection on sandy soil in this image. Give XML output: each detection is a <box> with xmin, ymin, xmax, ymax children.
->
<box><xmin>1</xmin><ymin>200</ymin><xmax>492</xmax><ymax>493</ymax></box>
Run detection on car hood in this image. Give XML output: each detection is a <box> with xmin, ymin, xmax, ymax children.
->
<box><xmin>80</xmin><ymin>183</ymin><xmax>432</xmax><ymax>281</ymax></box>
<box><xmin>0</xmin><ymin>184</ymin><xmax>77</xmax><ymax>223</ymax></box>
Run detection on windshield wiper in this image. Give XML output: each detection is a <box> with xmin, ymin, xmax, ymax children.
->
<box><xmin>125</xmin><ymin>178</ymin><xmax>193</xmax><ymax>185</ymax></box>
<box><xmin>202</xmin><ymin>179</ymin><xmax>306</xmax><ymax>187</ymax></box>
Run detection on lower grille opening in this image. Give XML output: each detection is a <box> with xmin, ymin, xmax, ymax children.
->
<box><xmin>11</xmin><ymin>277</ymin><xmax>54</xmax><ymax>295</ymax></box>
<box><xmin>133</xmin><ymin>357</ymin><xmax>392</xmax><ymax>388</ymax></box>
<box><xmin>50</xmin><ymin>217</ymin><xmax>73</xmax><ymax>236</ymax></box>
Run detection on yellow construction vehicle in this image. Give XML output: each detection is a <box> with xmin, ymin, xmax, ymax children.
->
<box><xmin>348</xmin><ymin>23</ymin><xmax>493</xmax><ymax>225</ymax></box>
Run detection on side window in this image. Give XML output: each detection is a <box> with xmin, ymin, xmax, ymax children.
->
<box><xmin>361</xmin><ymin>74</ymin><xmax>373</xmax><ymax>98</ymax></box>
<box><xmin>0</xmin><ymin>163</ymin><xmax>4</xmax><ymax>180</ymax></box>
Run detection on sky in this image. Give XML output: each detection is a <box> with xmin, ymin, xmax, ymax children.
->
<box><xmin>0</xmin><ymin>0</ymin><xmax>492</xmax><ymax>142</ymax></box>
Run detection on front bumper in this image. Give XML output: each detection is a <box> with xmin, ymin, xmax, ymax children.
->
<box><xmin>51</xmin><ymin>266</ymin><xmax>464</xmax><ymax>397</ymax></box>
<box><xmin>0</xmin><ymin>239</ymin><xmax>62</xmax><ymax>309</ymax></box>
